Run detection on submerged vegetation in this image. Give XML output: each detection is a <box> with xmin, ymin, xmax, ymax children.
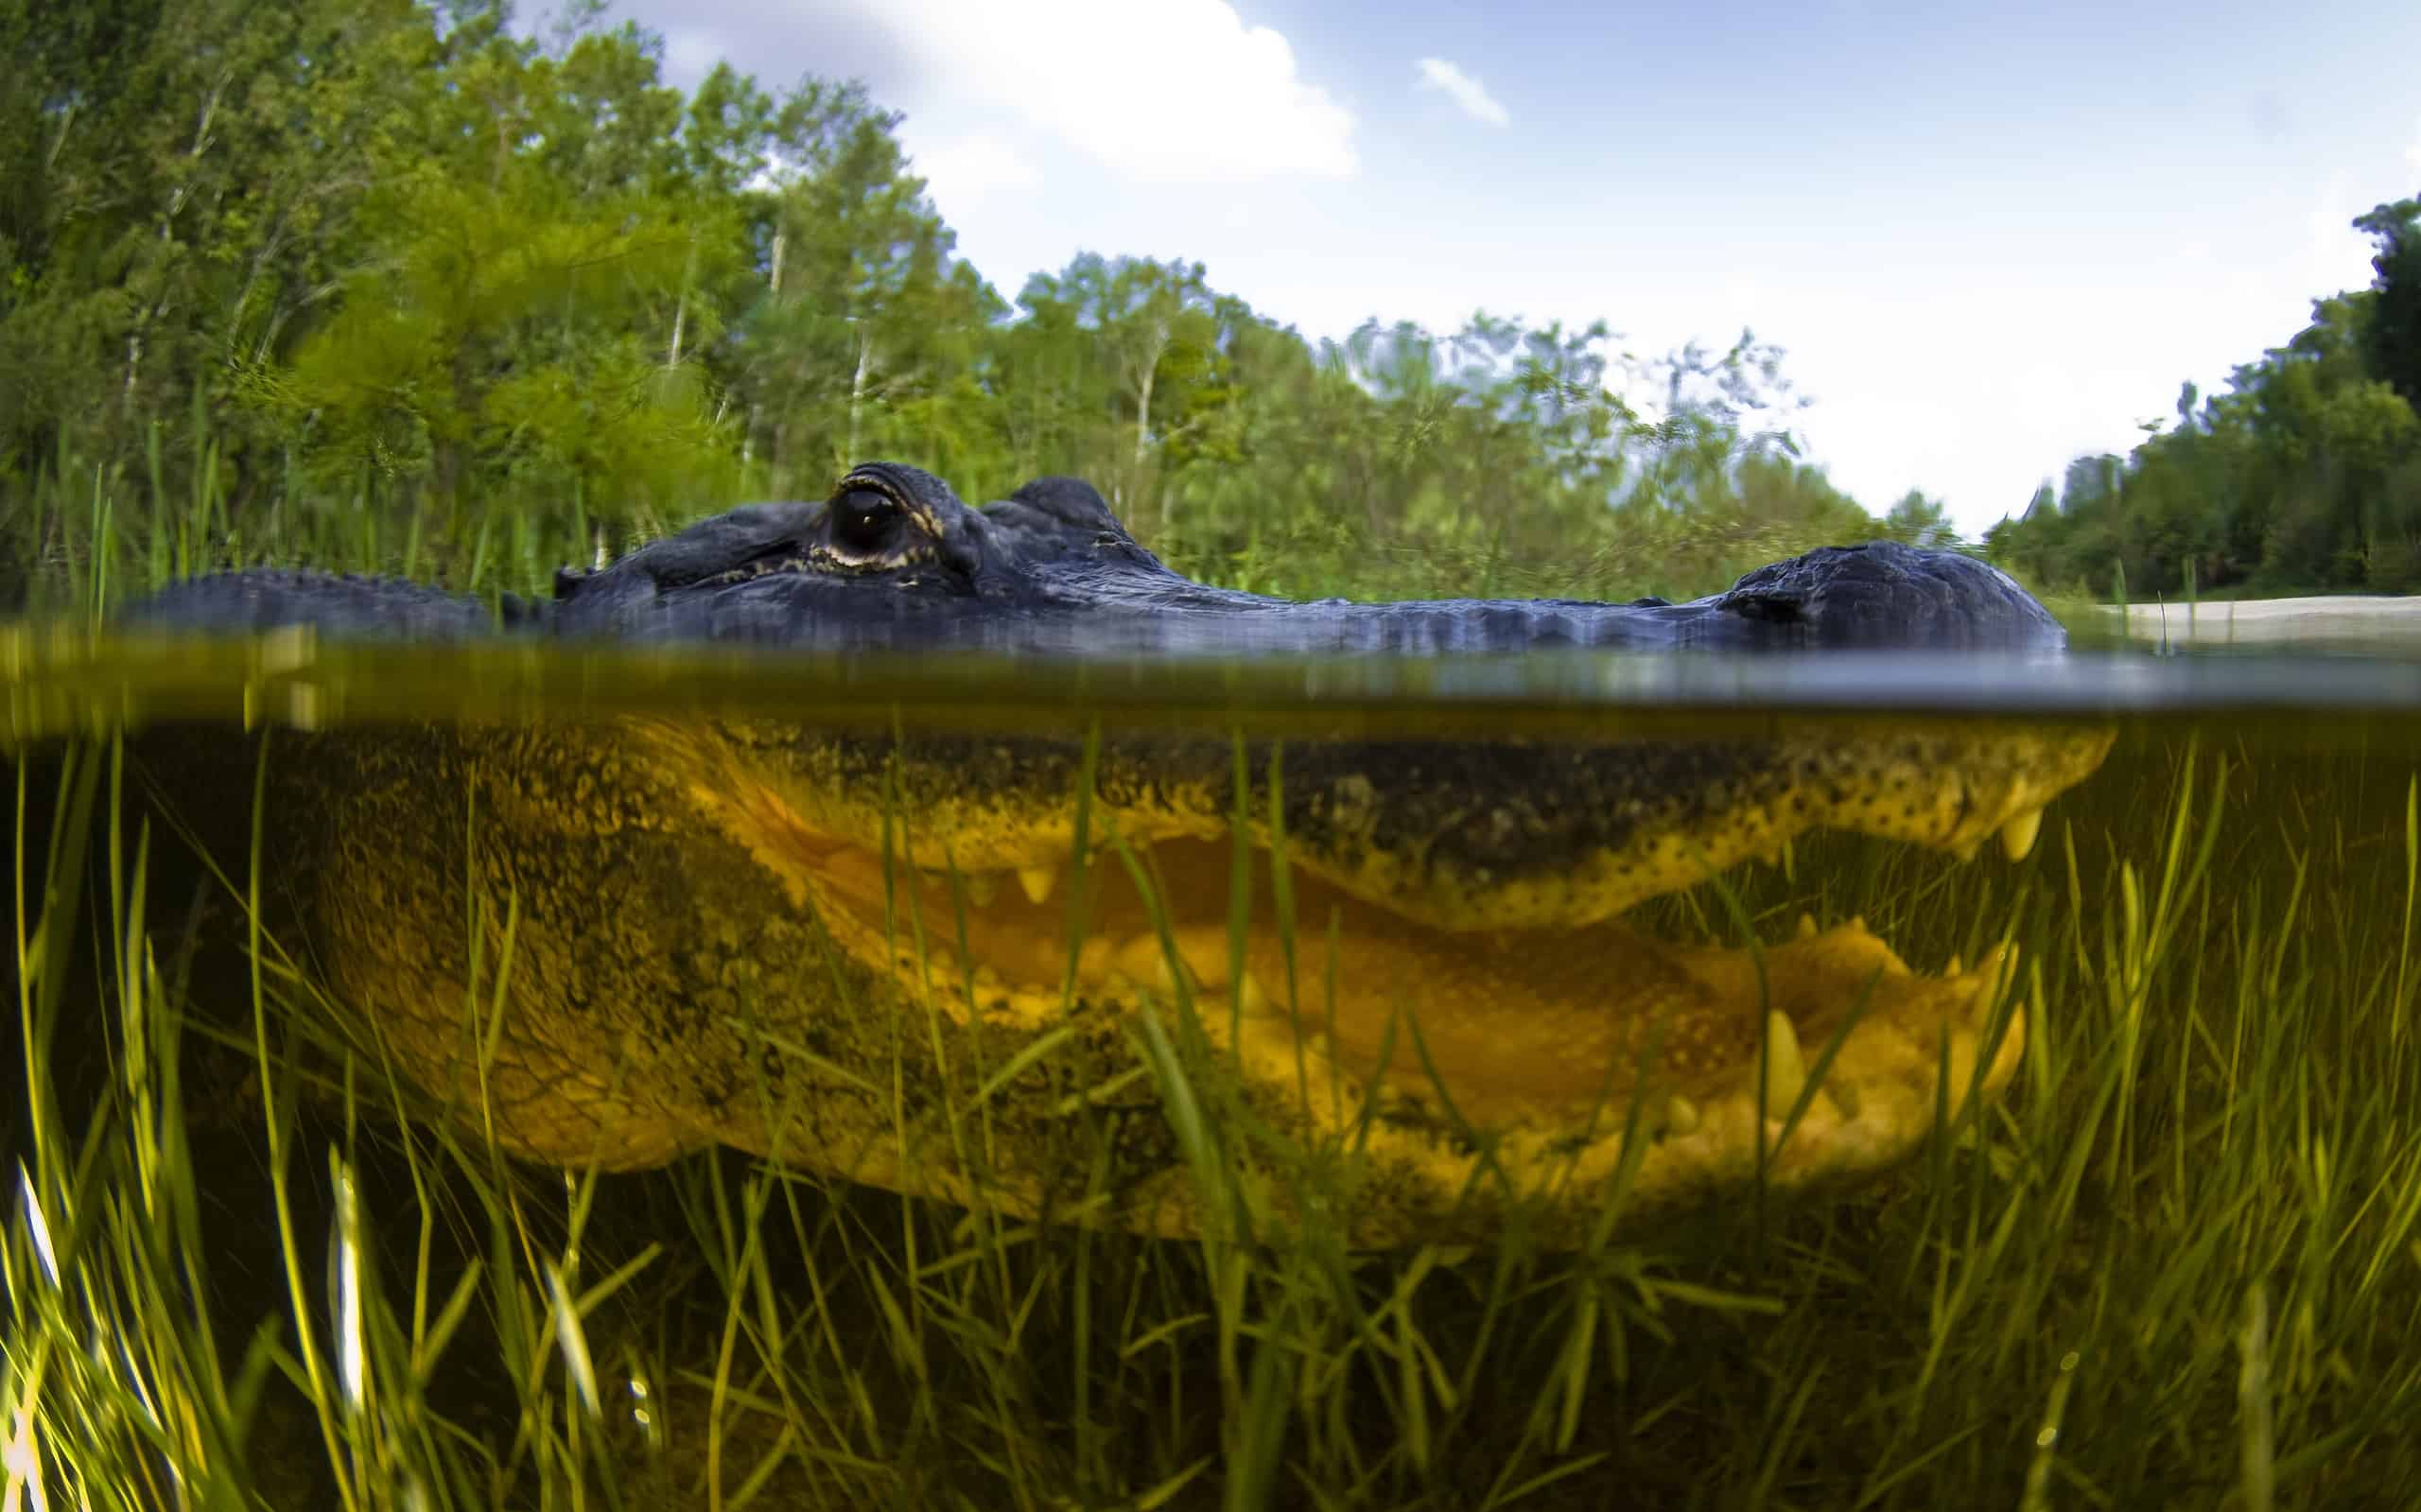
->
<box><xmin>11</xmin><ymin>717</ymin><xmax>2421</xmax><ymax>1506</ymax></box>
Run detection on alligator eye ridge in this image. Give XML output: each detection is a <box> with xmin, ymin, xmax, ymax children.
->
<box><xmin>831</xmin><ymin>488</ymin><xmax>900</xmax><ymax>555</ymax></box>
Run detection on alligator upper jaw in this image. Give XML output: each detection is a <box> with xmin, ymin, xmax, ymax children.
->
<box><xmin>735</xmin><ymin>811</ymin><xmax>2029</xmax><ymax>1209</ymax></box>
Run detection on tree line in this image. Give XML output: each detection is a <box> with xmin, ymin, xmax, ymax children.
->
<box><xmin>6</xmin><ymin>0</ymin><xmax>2413</xmax><ymax>603</ymax></box>
<box><xmin>0</xmin><ymin>0</ymin><xmax>1971</xmax><ymax>602</ymax></box>
<box><xmin>1989</xmin><ymin>201</ymin><xmax>2421</xmax><ymax>598</ymax></box>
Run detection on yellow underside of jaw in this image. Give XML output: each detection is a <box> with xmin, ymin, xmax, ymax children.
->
<box><xmin>631</xmin><ymin>711</ymin><xmax>2088</xmax><ymax>1229</ymax></box>
<box><xmin>756</xmin><ymin>817</ymin><xmax>2025</xmax><ymax>1215</ymax></box>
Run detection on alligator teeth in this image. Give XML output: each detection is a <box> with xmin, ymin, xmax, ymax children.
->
<box><xmin>1017</xmin><ymin>864</ymin><xmax>1058</xmax><ymax>905</ymax></box>
<box><xmin>951</xmin><ymin>871</ymin><xmax>999</xmax><ymax>907</ymax></box>
<box><xmin>1976</xmin><ymin>941</ymin><xmax>2019</xmax><ymax>1014</ymax></box>
<box><xmin>1228</xmin><ymin>973</ymin><xmax>1271</xmax><ymax>1014</ymax></box>
<box><xmin>1113</xmin><ymin>933</ymin><xmax>1182</xmax><ymax>991</ymax></box>
<box><xmin>1795</xmin><ymin>912</ymin><xmax>1820</xmax><ymax>940</ymax></box>
<box><xmin>1942</xmin><ymin>1029</ymin><xmax>1985</xmax><ymax>1112</ymax></box>
<box><xmin>1663</xmin><ymin>1093</ymin><xmax>1700</xmax><ymax>1136</ymax></box>
<box><xmin>1952</xmin><ymin>840</ymin><xmax>1981</xmax><ymax>864</ymax></box>
<box><xmin>1999</xmin><ymin>808</ymin><xmax>2044</xmax><ymax>862</ymax></box>
<box><xmin>1112</xmin><ymin>928</ymin><xmax>1233</xmax><ymax>993</ymax></box>
<box><xmin>1760</xmin><ymin>1011</ymin><xmax>1807</xmax><ymax>1114</ymax></box>
<box><xmin>1075</xmin><ymin>936</ymin><xmax>1118</xmax><ymax>983</ymax></box>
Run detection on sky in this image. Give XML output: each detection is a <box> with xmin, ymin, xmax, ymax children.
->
<box><xmin>609</xmin><ymin>0</ymin><xmax>2421</xmax><ymax>537</ymax></box>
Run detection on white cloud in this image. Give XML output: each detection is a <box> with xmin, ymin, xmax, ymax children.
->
<box><xmin>1414</xmin><ymin>58</ymin><xmax>1509</xmax><ymax>128</ymax></box>
<box><xmin>912</xmin><ymin>136</ymin><xmax>1042</xmax><ymax>218</ymax></box>
<box><xmin>1719</xmin><ymin>273</ymin><xmax>1766</xmax><ymax>327</ymax></box>
<box><xmin>2305</xmin><ymin>172</ymin><xmax>2377</xmax><ymax>296</ymax></box>
<box><xmin>857</xmin><ymin>0</ymin><xmax>1356</xmax><ymax>183</ymax></box>
<box><xmin>660</xmin><ymin>26</ymin><xmax>724</xmax><ymax>86</ymax></box>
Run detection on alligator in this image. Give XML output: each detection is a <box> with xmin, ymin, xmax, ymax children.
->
<box><xmin>125</xmin><ymin>462</ymin><xmax>2114</xmax><ymax>1246</ymax></box>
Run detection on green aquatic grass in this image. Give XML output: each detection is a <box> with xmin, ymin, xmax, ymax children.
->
<box><xmin>10</xmin><ymin>721</ymin><xmax>2421</xmax><ymax>1508</ymax></box>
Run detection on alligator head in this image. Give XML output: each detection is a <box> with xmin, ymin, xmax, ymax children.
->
<box><xmin>126</xmin><ymin>463</ymin><xmax>2111</xmax><ymax>1246</ymax></box>
<box><xmin>526</xmin><ymin>461</ymin><xmax>2071</xmax><ymax>653</ymax></box>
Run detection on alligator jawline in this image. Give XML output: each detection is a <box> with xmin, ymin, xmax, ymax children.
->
<box><xmin>730</xmin><ymin>789</ymin><xmax>2024</xmax><ymax>1194</ymax></box>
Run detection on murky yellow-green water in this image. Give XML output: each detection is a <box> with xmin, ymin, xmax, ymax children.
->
<box><xmin>9</xmin><ymin>627</ymin><xmax>2421</xmax><ymax>1506</ymax></box>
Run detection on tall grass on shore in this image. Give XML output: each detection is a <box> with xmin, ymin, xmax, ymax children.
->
<box><xmin>0</xmin><ymin>432</ymin><xmax>2054</xmax><ymax>632</ymax></box>
<box><xmin>9</xmin><ymin>721</ymin><xmax>2421</xmax><ymax>1507</ymax></box>
<box><xmin>3</xmin><ymin>429</ymin><xmax>619</xmax><ymax>628</ymax></box>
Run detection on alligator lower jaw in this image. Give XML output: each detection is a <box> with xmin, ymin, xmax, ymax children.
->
<box><xmin>743</xmin><ymin>814</ymin><xmax>2023</xmax><ymax>1225</ymax></box>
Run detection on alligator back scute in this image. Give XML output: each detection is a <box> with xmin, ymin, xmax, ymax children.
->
<box><xmin>120</xmin><ymin>570</ymin><xmax>502</xmax><ymax>639</ymax></box>
<box><xmin>1709</xmin><ymin>542</ymin><xmax>2062</xmax><ymax>649</ymax></box>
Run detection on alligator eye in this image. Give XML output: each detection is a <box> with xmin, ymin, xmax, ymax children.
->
<box><xmin>830</xmin><ymin>488</ymin><xmax>900</xmax><ymax>555</ymax></box>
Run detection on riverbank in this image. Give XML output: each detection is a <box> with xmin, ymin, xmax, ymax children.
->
<box><xmin>2105</xmin><ymin>594</ymin><xmax>2421</xmax><ymax>647</ymax></box>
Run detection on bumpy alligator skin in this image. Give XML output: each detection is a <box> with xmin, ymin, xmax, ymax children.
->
<box><xmin>130</xmin><ymin>462</ymin><xmax>2067</xmax><ymax>654</ymax></box>
<box><xmin>125</xmin><ymin>462</ymin><xmax>2106</xmax><ymax>1245</ymax></box>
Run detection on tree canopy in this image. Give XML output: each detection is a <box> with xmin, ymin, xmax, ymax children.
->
<box><xmin>1988</xmin><ymin>199</ymin><xmax>2421</xmax><ymax>598</ymax></box>
<box><xmin>9</xmin><ymin>0</ymin><xmax>2411</xmax><ymax>604</ymax></box>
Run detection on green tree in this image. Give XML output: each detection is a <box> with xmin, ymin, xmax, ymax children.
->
<box><xmin>1013</xmin><ymin>255</ymin><xmax>1220</xmax><ymax>527</ymax></box>
<box><xmin>1883</xmin><ymin>489</ymin><xmax>1959</xmax><ymax>549</ymax></box>
<box><xmin>2355</xmin><ymin>197</ymin><xmax>2421</xmax><ymax>416</ymax></box>
<box><xmin>2</xmin><ymin>0</ymin><xmax>1928</xmax><ymax>604</ymax></box>
<box><xmin>253</xmin><ymin>9</ymin><xmax>736</xmax><ymax>539</ymax></box>
<box><xmin>0</xmin><ymin>0</ymin><xmax>436</xmax><ymax>492</ymax></box>
<box><xmin>728</xmin><ymin>79</ymin><xmax>999</xmax><ymax>495</ymax></box>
